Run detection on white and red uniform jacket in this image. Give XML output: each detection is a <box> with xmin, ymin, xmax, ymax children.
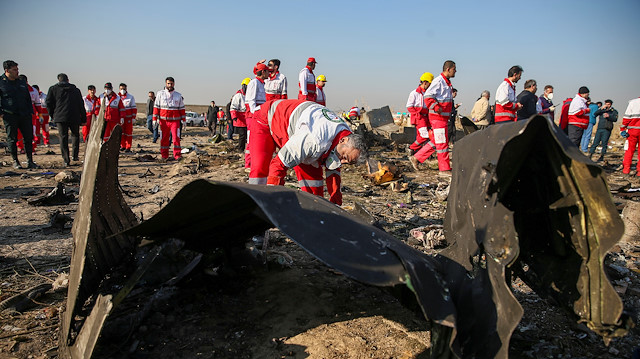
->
<box><xmin>425</xmin><ymin>74</ymin><xmax>453</xmax><ymax>121</ymax></box>
<box><xmin>246</xmin><ymin>78</ymin><xmax>266</xmax><ymax>114</ymax></box>
<box><xmin>407</xmin><ymin>86</ymin><xmax>430</xmax><ymax>141</ymax></box>
<box><xmin>38</xmin><ymin>91</ymin><xmax>48</xmax><ymax>117</ymax></box>
<box><xmin>119</xmin><ymin>92</ymin><xmax>137</xmax><ymax>120</ymax></box>
<box><xmin>265</xmin><ymin>72</ymin><xmax>288</xmax><ymax>101</ymax></box>
<box><xmin>622</xmin><ymin>98</ymin><xmax>640</xmax><ymax>135</ymax></box>
<box><xmin>28</xmin><ymin>85</ymin><xmax>42</xmax><ymax>123</ymax></box>
<box><xmin>101</xmin><ymin>92</ymin><xmax>125</xmax><ymax>122</ymax></box>
<box><xmin>153</xmin><ymin>89</ymin><xmax>185</xmax><ymax>122</ymax></box>
<box><xmin>316</xmin><ymin>86</ymin><xmax>326</xmax><ymax>106</ymax></box>
<box><xmin>567</xmin><ymin>94</ymin><xmax>590</xmax><ymax>129</ymax></box>
<box><xmin>84</xmin><ymin>95</ymin><xmax>100</xmax><ymax>123</ymax></box>
<box><xmin>348</xmin><ymin>107</ymin><xmax>360</xmax><ymax>119</ymax></box>
<box><xmin>298</xmin><ymin>66</ymin><xmax>316</xmax><ymax>101</ymax></box>
<box><xmin>495</xmin><ymin>78</ymin><xmax>518</xmax><ymax>123</ymax></box>
<box><xmin>230</xmin><ymin>90</ymin><xmax>247</xmax><ymax>127</ymax></box>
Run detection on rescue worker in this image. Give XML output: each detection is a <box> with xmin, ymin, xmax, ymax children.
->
<box><xmin>245</xmin><ymin>62</ymin><xmax>269</xmax><ymax>169</ymax></box>
<box><xmin>298</xmin><ymin>57</ymin><xmax>317</xmax><ymax>101</ymax></box>
<box><xmin>82</xmin><ymin>85</ymin><xmax>100</xmax><ymax>142</ymax></box>
<box><xmin>230</xmin><ymin>77</ymin><xmax>250</xmax><ymax>153</ymax></box>
<box><xmin>33</xmin><ymin>85</ymin><xmax>50</xmax><ymax>146</ymax></box>
<box><xmin>0</xmin><ymin>60</ymin><xmax>36</xmax><ymax>169</ymax></box>
<box><xmin>620</xmin><ymin>97</ymin><xmax>640</xmax><ymax>176</ymax></box>
<box><xmin>424</xmin><ymin>60</ymin><xmax>457</xmax><ymax>173</ymax></box>
<box><xmin>558</xmin><ymin>97</ymin><xmax>572</xmax><ymax>134</ymax></box>
<box><xmin>406</xmin><ymin>72</ymin><xmax>436</xmax><ymax>171</ymax></box>
<box><xmin>495</xmin><ymin>65</ymin><xmax>523</xmax><ymax>123</ymax></box>
<box><xmin>265</xmin><ymin>59</ymin><xmax>288</xmax><ymax>101</ymax></box>
<box><xmin>101</xmin><ymin>82</ymin><xmax>125</xmax><ymax>142</ymax></box>
<box><xmin>153</xmin><ymin>77</ymin><xmax>186</xmax><ymax>161</ymax></box>
<box><xmin>248</xmin><ymin>99</ymin><xmax>366</xmax><ymax>205</ymax></box>
<box><xmin>567</xmin><ymin>86</ymin><xmax>591</xmax><ymax>147</ymax></box>
<box><xmin>118</xmin><ymin>83</ymin><xmax>137</xmax><ymax>152</ymax></box>
<box><xmin>16</xmin><ymin>74</ymin><xmax>42</xmax><ymax>153</ymax></box>
<box><xmin>315</xmin><ymin>75</ymin><xmax>327</xmax><ymax>106</ymax></box>
<box><xmin>345</xmin><ymin>106</ymin><xmax>361</xmax><ymax>122</ymax></box>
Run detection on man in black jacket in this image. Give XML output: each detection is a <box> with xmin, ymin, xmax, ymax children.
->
<box><xmin>206</xmin><ymin>100</ymin><xmax>219</xmax><ymax>135</ymax></box>
<box><xmin>0</xmin><ymin>60</ymin><xmax>37</xmax><ymax>169</ymax></box>
<box><xmin>516</xmin><ymin>79</ymin><xmax>538</xmax><ymax>121</ymax></box>
<box><xmin>46</xmin><ymin>73</ymin><xmax>84</xmax><ymax>167</ymax></box>
<box><xmin>588</xmin><ymin>99</ymin><xmax>618</xmax><ymax>162</ymax></box>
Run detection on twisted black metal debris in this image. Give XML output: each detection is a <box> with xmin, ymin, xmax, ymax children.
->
<box><xmin>59</xmin><ymin>114</ymin><xmax>631</xmax><ymax>358</ymax></box>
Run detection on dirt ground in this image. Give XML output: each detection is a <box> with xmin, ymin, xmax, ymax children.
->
<box><xmin>1</xmin><ymin>122</ymin><xmax>639</xmax><ymax>359</ymax></box>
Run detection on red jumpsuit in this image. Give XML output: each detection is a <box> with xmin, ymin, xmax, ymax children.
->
<box><xmin>621</xmin><ymin>98</ymin><xmax>640</xmax><ymax>175</ymax></box>
<box><xmin>153</xmin><ymin>88</ymin><xmax>186</xmax><ymax>160</ymax></box>
<box><xmin>406</xmin><ymin>86</ymin><xmax>435</xmax><ymax>163</ymax></box>
<box><xmin>83</xmin><ymin>94</ymin><xmax>100</xmax><ymax>142</ymax></box>
<box><xmin>119</xmin><ymin>92</ymin><xmax>137</xmax><ymax>150</ymax></box>
<box><xmin>424</xmin><ymin>73</ymin><xmax>454</xmax><ymax>171</ymax></box>
<box><xmin>101</xmin><ymin>92</ymin><xmax>125</xmax><ymax>142</ymax></box>
<box><xmin>249</xmin><ymin>99</ymin><xmax>351</xmax><ymax>205</ymax></box>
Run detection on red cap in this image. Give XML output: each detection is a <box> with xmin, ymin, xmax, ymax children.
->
<box><xmin>307</xmin><ymin>57</ymin><xmax>317</xmax><ymax>63</ymax></box>
<box><xmin>253</xmin><ymin>63</ymin><xmax>268</xmax><ymax>75</ymax></box>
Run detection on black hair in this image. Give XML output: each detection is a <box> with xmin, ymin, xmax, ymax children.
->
<box><xmin>3</xmin><ymin>60</ymin><xmax>18</xmax><ymax>70</ymax></box>
<box><xmin>269</xmin><ymin>59</ymin><xmax>281</xmax><ymax>67</ymax></box>
<box><xmin>443</xmin><ymin>60</ymin><xmax>456</xmax><ymax>71</ymax></box>
<box><xmin>88</xmin><ymin>85</ymin><xmax>96</xmax><ymax>90</ymax></box>
<box><xmin>508</xmin><ymin>65</ymin><xmax>523</xmax><ymax>77</ymax></box>
<box><xmin>166</xmin><ymin>76</ymin><xmax>175</xmax><ymax>82</ymax></box>
<box><xmin>119</xmin><ymin>83</ymin><xmax>127</xmax><ymax>88</ymax></box>
<box><xmin>58</xmin><ymin>73</ymin><xmax>69</xmax><ymax>82</ymax></box>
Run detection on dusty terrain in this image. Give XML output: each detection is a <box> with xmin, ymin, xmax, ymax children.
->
<box><xmin>1</xmin><ymin>121</ymin><xmax>639</xmax><ymax>359</ymax></box>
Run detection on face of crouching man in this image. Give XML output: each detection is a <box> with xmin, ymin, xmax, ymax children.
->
<box><xmin>336</xmin><ymin>134</ymin><xmax>366</xmax><ymax>165</ymax></box>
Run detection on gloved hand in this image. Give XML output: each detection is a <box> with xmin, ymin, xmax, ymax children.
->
<box><xmin>120</xmin><ymin>118</ymin><xmax>124</xmax><ymax>125</ymax></box>
<box><xmin>152</xmin><ymin>120</ymin><xmax>158</xmax><ymax>130</ymax></box>
<box><xmin>621</xmin><ymin>130</ymin><xmax>629</xmax><ymax>138</ymax></box>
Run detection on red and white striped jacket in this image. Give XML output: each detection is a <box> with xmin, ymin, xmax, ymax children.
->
<box><xmin>28</xmin><ymin>85</ymin><xmax>42</xmax><ymax>119</ymax></box>
<box><xmin>424</xmin><ymin>73</ymin><xmax>453</xmax><ymax>123</ymax></box>
<box><xmin>567</xmin><ymin>94</ymin><xmax>590</xmax><ymax>129</ymax></box>
<box><xmin>495</xmin><ymin>78</ymin><xmax>518</xmax><ymax>123</ymax></box>
<box><xmin>348</xmin><ymin>107</ymin><xmax>360</xmax><ymax>118</ymax></box>
<box><xmin>246</xmin><ymin>77</ymin><xmax>266</xmax><ymax>114</ymax></box>
<box><xmin>622</xmin><ymin>97</ymin><xmax>640</xmax><ymax>135</ymax></box>
<box><xmin>101</xmin><ymin>92</ymin><xmax>125</xmax><ymax>122</ymax></box>
<box><xmin>119</xmin><ymin>92</ymin><xmax>137</xmax><ymax>120</ymax></box>
<box><xmin>230</xmin><ymin>89</ymin><xmax>247</xmax><ymax>127</ymax></box>
<box><xmin>265</xmin><ymin>72</ymin><xmax>288</xmax><ymax>101</ymax></box>
<box><xmin>316</xmin><ymin>86</ymin><xmax>326</xmax><ymax>106</ymax></box>
<box><xmin>153</xmin><ymin>88</ymin><xmax>185</xmax><ymax>122</ymax></box>
<box><xmin>83</xmin><ymin>94</ymin><xmax>100</xmax><ymax>122</ymax></box>
<box><xmin>298</xmin><ymin>66</ymin><xmax>316</xmax><ymax>101</ymax></box>
<box><xmin>406</xmin><ymin>86</ymin><xmax>428</xmax><ymax>126</ymax></box>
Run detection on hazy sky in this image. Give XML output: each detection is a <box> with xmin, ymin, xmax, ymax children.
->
<box><xmin>3</xmin><ymin>0</ymin><xmax>639</xmax><ymax>115</ymax></box>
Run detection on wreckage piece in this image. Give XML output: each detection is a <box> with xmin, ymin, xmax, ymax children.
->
<box><xmin>26</xmin><ymin>182</ymin><xmax>75</xmax><ymax>206</ymax></box>
<box><xmin>441</xmin><ymin>115</ymin><xmax>631</xmax><ymax>356</ymax></box>
<box><xmin>59</xmin><ymin>108</ymin><xmax>139</xmax><ymax>359</ymax></box>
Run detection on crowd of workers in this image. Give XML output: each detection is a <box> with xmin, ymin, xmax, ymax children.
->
<box><xmin>406</xmin><ymin>62</ymin><xmax>640</xmax><ymax>177</ymax></box>
<box><xmin>1</xmin><ymin>58</ymin><xmax>639</xmax><ymax>206</ymax></box>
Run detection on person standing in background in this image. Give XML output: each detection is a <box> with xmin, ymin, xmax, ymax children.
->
<box><xmin>206</xmin><ymin>100</ymin><xmax>219</xmax><ymax>136</ymax></box>
<box><xmin>33</xmin><ymin>85</ymin><xmax>51</xmax><ymax>147</ymax></box>
<box><xmin>82</xmin><ymin>85</ymin><xmax>100</xmax><ymax>142</ymax></box>
<box><xmin>589</xmin><ymin>100</ymin><xmax>617</xmax><ymax>162</ymax></box>
<box><xmin>315</xmin><ymin>75</ymin><xmax>327</xmax><ymax>106</ymax></box>
<box><xmin>146</xmin><ymin>91</ymin><xmax>159</xmax><ymax>143</ymax></box>
<box><xmin>265</xmin><ymin>59</ymin><xmax>287</xmax><ymax>101</ymax></box>
<box><xmin>46</xmin><ymin>73</ymin><xmax>84</xmax><ymax>167</ymax></box>
<box><xmin>298</xmin><ymin>57</ymin><xmax>317</xmax><ymax>101</ymax></box>
<box><xmin>581</xmin><ymin>100</ymin><xmax>601</xmax><ymax>152</ymax></box>
<box><xmin>470</xmin><ymin>90</ymin><xmax>490</xmax><ymax>130</ymax></box>
<box><xmin>538</xmin><ymin>85</ymin><xmax>555</xmax><ymax>121</ymax></box>
<box><xmin>118</xmin><ymin>83</ymin><xmax>136</xmax><ymax>152</ymax></box>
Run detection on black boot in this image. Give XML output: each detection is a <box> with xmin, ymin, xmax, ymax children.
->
<box><xmin>26</xmin><ymin>155</ymin><xmax>39</xmax><ymax>169</ymax></box>
<box><xmin>12</xmin><ymin>159</ymin><xmax>22</xmax><ymax>169</ymax></box>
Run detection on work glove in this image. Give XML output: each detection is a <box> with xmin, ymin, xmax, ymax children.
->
<box><xmin>620</xmin><ymin>130</ymin><xmax>629</xmax><ymax>138</ymax></box>
<box><xmin>152</xmin><ymin>120</ymin><xmax>159</xmax><ymax>130</ymax></box>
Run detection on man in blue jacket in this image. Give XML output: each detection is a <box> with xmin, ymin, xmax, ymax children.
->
<box><xmin>581</xmin><ymin>100</ymin><xmax>601</xmax><ymax>152</ymax></box>
<box><xmin>588</xmin><ymin>100</ymin><xmax>618</xmax><ymax>162</ymax></box>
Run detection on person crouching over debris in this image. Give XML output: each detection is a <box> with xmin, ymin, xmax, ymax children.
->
<box><xmin>406</xmin><ymin>72</ymin><xmax>436</xmax><ymax>171</ymax></box>
<box><xmin>248</xmin><ymin>99</ymin><xmax>366</xmax><ymax>205</ymax></box>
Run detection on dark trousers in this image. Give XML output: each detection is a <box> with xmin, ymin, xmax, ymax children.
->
<box><xmin>589</xmin><ymin>129</ymin><xmax>612</xmax><ymax>155</ymax></box>
<box><xmin>57</xmin><ymin>122</ymin><xmax>80</xmax><ymax>164</ymax></box>
<box><xmin>227</xmin><ymin>123</ymin><xmax>235</xmax><ymax>139</ymax></box>
<box><xmin>207</xmin><ymin>118</ymin><xmax>218</xmax><ymax>134</ymax></box>
<box><xmin>235</xmin><ymin>126</ymin><xmax>247</xmax><ymax>152</ymax></box>
<box><xmin>568</xmin><ymin>125</ymin><xmax>584</xmax><ymax>148</ymax></box>
<box><xmin>448</xmin><ymin>116</ymin><xmax>456</xmax><ymax>144</ymax></box>
<box><xmin>3</xmin><ymin>114</ymin><xmax>33</xmax><ymax>160</ymax></box>
<box><xmin>146</xmin><ymin>115</ymin><xmax>159</xmax><ymax>142</ymax></box>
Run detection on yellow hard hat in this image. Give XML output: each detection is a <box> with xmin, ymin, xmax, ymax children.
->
<box><xmin>317</xmin><ymin>74</ymin><xmax>327</xmax><ymax>82</ymax></box>
<box><xmin>241</xmin><ymin>77</ymin><xmax>251</xmax><ymax>86</ymax></box>
<box><xmin>419</xmin><ymin>72</ymin><xmax>434</xmax><ymax>83</ymax></box>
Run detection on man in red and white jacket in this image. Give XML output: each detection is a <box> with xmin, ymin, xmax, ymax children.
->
<box><xmin>100</xmin><ymin>82</ymin><xmax>125</xmax><ymax>142</ymax></box>
<box><xmin>424</xmin><ymin>60</ymin><xmax>457</xmax><ymax>173</ymax></box>
<box><xmin>231</xmin><ymin>78</ymin><xmax>250</xmax><ymax>153</ymax></box>
<box><xmin>82</xmin><ymin>85</ymin><xmax>100</xmax><ymax>142</ymax></box>
<box><xmin>33</xmin><ymin>85</ymin><xmax>50</xmax><ymax>146</ymax></box>
<box><xmin>567</xmin><ymin>86</ymin><xmax>591</xmax><ymax>147</ymax></box>
<box><xmin>153</xmin><ymin>77</ymin><xmax>186</xmax><ymax>160</ymax></box>
<box><xmin>495</xmin><ymin>65</ymin><xmax>523</xmax><ymax>123</ymax></box>
<box><xmin>245</xmin><ymin>62</ymin><xmax>269</xmax><ymax>169</ymax></box>
<box><xmin>265</xmin><ymin>59</ymin><xmax>288</xmax><ymax>101</ymax></box>
<box><xmin>248</xmin><ymin>99</ymin><xmax>365</xmax><ymax>205</ymax></box>
<box><xmin>298</xmin><ymin>57</ymin><xmax>317</xmax><ymax>101</ymax></box>
<box><xmin>315</xmin><ymin>75</ymin><xmax>327</xmax><ymax>106</ymax></box>
<box><xmin>118</xmin><ymin>83</ymin><xmax>137</xmax><ymax>152</ymax></box>
<box><xmin>621</xmin><ymin>97</ymin><xmax>640</xmax><ymax>175</ymax></box>
<box><xmin>406</xmin><ymin>72</ymin><xmax>436</xmax><ymax>171</ymax></box>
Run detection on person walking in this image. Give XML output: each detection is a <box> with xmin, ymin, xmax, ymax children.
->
<box><xmin>206</xmin><ymin>100</ymin><xmax>219</xmax><ymax>135</ymax></box>
<box><xmin>0</xmin><ymin>60</ymin><xmax>37</xmax><ymax>169</ymax></box>
<box><xmin>118</xmin><ymin>83</ymin><xmax>136</xmax><ymax>152</ymax></box>
<box><xmin>46</xmin><ymin>73</ymin><xmax>84</xmax><ymax>167</ymax></box>
<box><xmin>101</xmin><ymin>82</ymin><xmax>126</xmax><ymax>142</ymax></box>
<box><xmin>424</xmin><ymin>60</ymin><xmax>457</xmax><ymax>174</ymax></box>
<box><xmin>406</xmin><ymin>72</ymin><xmax>436</xmax><ymax>171</ymax></box>
<box><xmin>567</xmin><ymin>86</ymin><xmax>591</xmax><ymax>147</ymax></box>
<box><xmin>621</xmin><ymin>97</ymin><xmax>640</xmax><ymax>176</ymax></box>
<box><xmin>153</xmin><ymin>77</ymin><xmax>186</xmax><ymax>161</ymax></box>
<box><xmin>589</xmin><ymin>100</ymin><xmax>618</xmax><ymax>162</ymax></box>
